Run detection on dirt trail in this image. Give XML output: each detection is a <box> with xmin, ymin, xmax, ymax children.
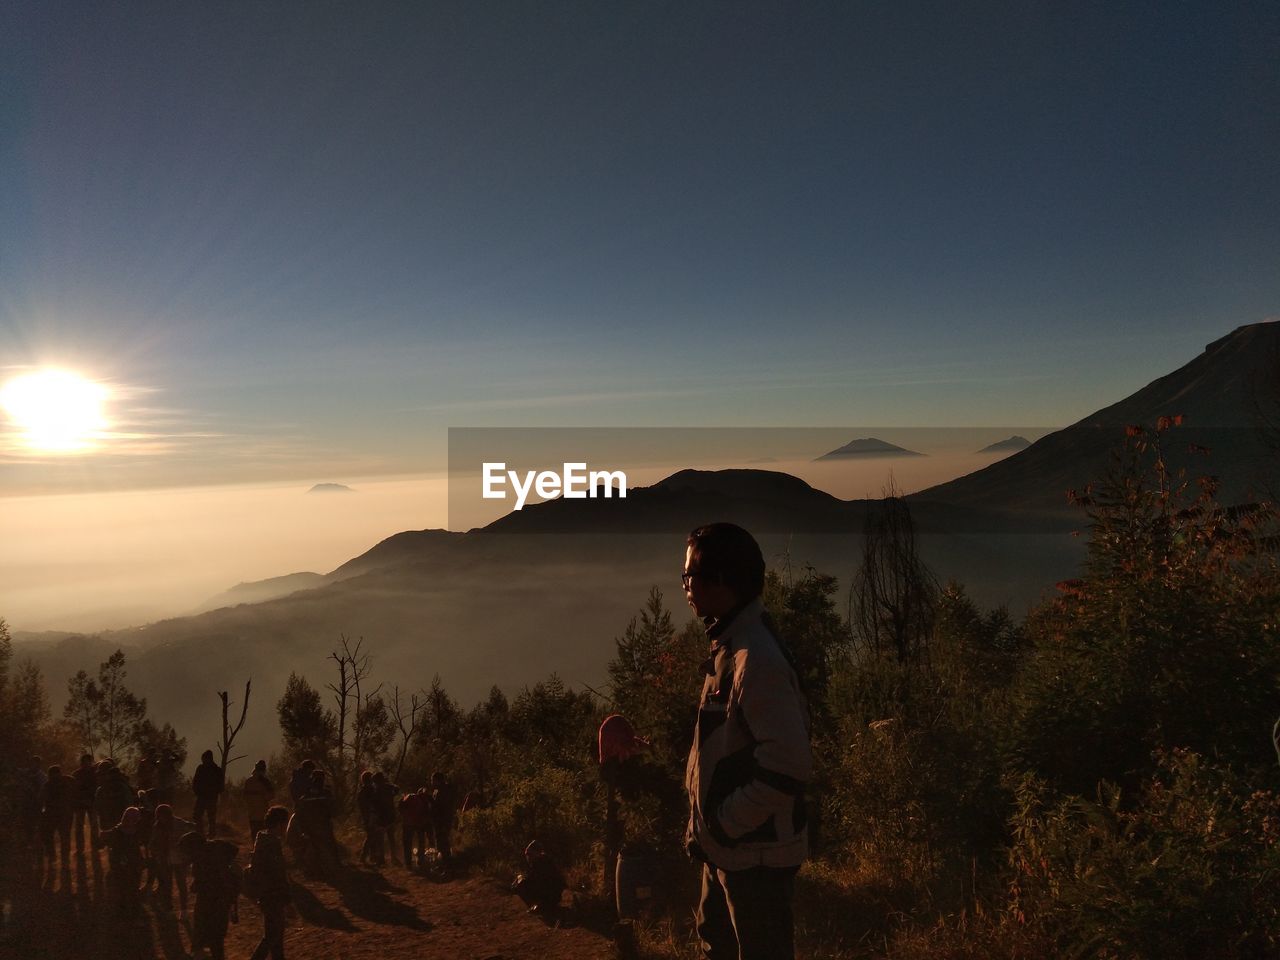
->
<box><xmin>0</xmin><ymin>834</ymin><xmax>616</xmax><ymax>960</ymax></box>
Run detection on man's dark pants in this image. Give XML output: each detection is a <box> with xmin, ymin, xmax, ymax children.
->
<box><xmin>250</xmin><ymin>899</ymin><xmax>287</xmax><ymax>960</ymax></box>
<box><xmin>696</xmin><ymin>862</ymin><xmax>798</xmax><ymax>960</ymax></box>
<box><xmin>72</xmin><ymin>806</ymin><xmax>97</xmax><ymax>852</ymax></box>
<box><xmin>402</xmin><ymin>825</ymin><xmax>426</xmax><ymax>866</ymax></box>
<box><xmin>193</xmin><ymin>795</ymin><xmax>218</xmax><ymax>836</ymax></box>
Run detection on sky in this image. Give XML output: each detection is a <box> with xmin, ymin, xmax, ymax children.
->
<box><xmin>1</xmin><ymin>2</ymin><xmax>1279</xmax><ymax>628</ymax></box>
<box><xmin>2</xmin><ymin>1</ymin><xmax>1277</xmax><ymax>496</ymax></box>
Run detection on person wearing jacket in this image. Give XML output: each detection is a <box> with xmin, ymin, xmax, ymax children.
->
<box><xmin>682</xmin><ymin>523</ymin><xmax>812</xmax><ymax>960</ymax></box>
<box><xmin>249</xmin><ymin>805</ymin><xmax>292</xmax><ymax>960</ymax></box>
<box><xmin>99</xmin><ymin>806</ymin><xmax>146</xmax><ymax>916</ymax></box>
<box><xmin>94</xmin><ymin>761</ymin><xmax>134</xmax><ymax>839</ymax></box>
<box><xmin>70</xmin><ymin>753</ymin><xmax>98</xmax><ymax>854</ymax></box>
<box><xmin>243</xmin><ymin>760</ymin><xmax>275</xmax><ymax>838</ymax></box>
<box><xmin>192</xmin><ymin>750</ymin><xmax>225</xmax><ymax>836</ymax></box>
<box><xmin>182</xmin><ymin>830</ymin><xmax>241</xmax><ymax>960</ymax></box>
<box><xmin>39</xmin><ymin>764</ymin><xmax>74</xmax><ymax>870</ymax></box>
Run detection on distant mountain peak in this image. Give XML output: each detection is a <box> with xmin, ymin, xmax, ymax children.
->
<box><xmin>915</xmin><ymin>318</ymin><xmax>1280</xmax><ymax>511</ymax></box>
<box><xmin>308</xmin><ymin>482</ymin><xmax>354</xmax><ymax>494</ymax></box>
<box><xmin>815</xmin><ymin>437</ymin><xmax>924</xmax><ymax>460</ymax></box>
<box><xmin>977</xmin><ymin>435</ymin><xmax>1032</xmax><ymax>454</ymax></box>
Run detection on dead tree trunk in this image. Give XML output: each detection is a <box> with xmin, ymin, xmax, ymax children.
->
<box><xmin>218</xmin><ymin>680</ymin><xmax>251</xmax><ymax>774</ymax></box>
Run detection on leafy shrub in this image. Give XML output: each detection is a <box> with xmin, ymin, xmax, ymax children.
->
<box><xmin>1007</xmin><ymin>750</ymin><xmax>1280</xmax><ymax>960</ymax></box>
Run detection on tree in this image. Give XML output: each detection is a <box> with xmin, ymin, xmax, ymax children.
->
<box><xmin>849</xmin><ymin>491</ymin><xmax>938</xmax><ymax>665</ymax></box>
<box><xmin>94</xmin><ymin>650</ymin><xmax>147</xmax><ymax>763</ymax></box>
<box><xmin>0</xmin><ymin>617</ymin><xmax>10</xmax><ymax>695</ymax></box>
<box><xmin>609</xmin><ymin>585</ymin><xmax>675</xmax><ymax>721</ymax></box>
<box><xmin>1008</xmin><ymin>422</ymin><xmax>1280</xmax><ymax>792</ymax></box>
<box><xmin>134</xmin><ymin>718</ymin><xmax>187</xmax><ymax>769</ymax></box>
<box><xmin>64</xmin><ymin>669</ymin><xmax>100</xmax><ymax>755</ymax></box>
<box><xmin>606</xmin><ymin>588</ymin><xmax>704</xmax><ymax>770</ymax></box>
<box><xmin>389</xmin><ymin>685</ymin><xmax>426</xmax><ymax>781</ymax></box>
<box><xmin>277</xmin><ymin>672</ymin><xmax>336</xmax><ymax>765</ymax></box>
<box><xmin>218</xmin><ymin>680</ymin><xmax>251</xmax><ymax>774</ymax></box>
<box><xmin>763</xmin><ymin>565</ymin><xmax>847</xmax><ymax>720</ymax></box>
<box><xmin>355</xmin><ymin>692</ymin><xmax>397</xmax><ymax>774</ymax></box>
<box><xmin>327</xmin><ymin>634</ymin><xmax>374</xmax><ymax>799</ymax></box>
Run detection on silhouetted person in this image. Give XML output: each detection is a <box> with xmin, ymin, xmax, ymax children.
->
<box><xmin>70</xmin><ymin>753</ymin><xmax>98</xmax><ymax>854</ymax></box>
<box><xmin>357</xmin><ymin>770</ymin><xmax>380</xmax><ymax>864</ymax></box>
<box><xmin>192</xmin><ymin>750</ymin><xmax>225</xmax><ymax>836</ymax></box>
<box><xmin>513</xmin><ymin>840</ymin><xmax>565</xmax><ymax>919</ymax></box>
<box><xmin>39</xmin><ymin>764</ymin><xmax>73</xmax><ymax>871</ymax></box>
<box><xmin>182</xmin><ymin>831</ymin><xmax>240</xmax><ymax>960</ymax></box>
<box><xmin>429</xmin><ymin>771</ymin><xmax>456</xmax><ymax>871</ymax></box>
<box><xmin>289</xmin><ymin>770</ymin><xmax>340</xmax><ymax>871</ymax></box>
<box><xmin>151</xmin><ymin>803</ymin><xmax>197</xmax><ymax>916</ymax></box>
<box><xmin>94</xmin><ymin>761</ymin><xmax>133</xmax><ymax>842</ymax></box>
<box><xmin>99</xmin><ymin>806</ymin><xmax>145</xmax><ymax>916</ymax></box>
<box><xmin>243</xmin><ymin>760</ymin><xmax>275</xmax><ymax>837</ymax></box>
<box><xmin>250</xmin><ymin>805</ymin><xmax>291</xmax><ymax>960</ymax></box>
<box><xmin>399</xmin><ymin>788</ymin><xmax>430</xmax><ymax>868</ymax></box>
<box><xmin>288</xmin><ymin>759</ymin><xmax>315</xmax><ymax>806</ymax></box>
<box><xmin>683</xmin><ymin>523</ymin><xmax>812</xmax><ymax>960</ymax></box>
<box><xmin>18</xmin><ymin>756</ymin><xmax>45</xmax><ymax>862</ymax></box>
<box><xmin>156</xmin><ymin>752</ymin><xmax>180</xmax><ymax>804</ymax></box>
<box><xmin>372</xmin><ymin>772</ymin><xmax>399</xmax><ymax>864</ymax></box>
<box><xmin>136</xmin><ymin>751</ymin><xmax>158</xmax><ymax>791</ymax></box>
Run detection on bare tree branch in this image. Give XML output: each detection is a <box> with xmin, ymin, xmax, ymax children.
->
<box><xmin>217</xmin><ymin>679</ymin><xmax>252</xmax><ymax>774</ymax></box>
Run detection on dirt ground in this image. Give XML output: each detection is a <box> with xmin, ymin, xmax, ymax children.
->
<box><xmin>0</xmin><ymin>824</ymin><xmax>617</xmax><ymax>960</ymax></box>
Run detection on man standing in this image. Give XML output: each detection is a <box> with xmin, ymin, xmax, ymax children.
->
<box><xmin>192</xmin><ymin>750</ymin><xmax>225</xmax><ymax>837</ymax></box>
<box><xmin>250</xmin><ymin>805</ymin><xmax>292</xmax><ymax>960</ymax></box>
<box><xmin>70</xmin><ymin>753</ymin><xmax>98</xmax><ymax>854</ymax></box>
<box><xmin>39</xmin><ymin>764</ymin><xmax>74</xmax><ymax>871</ymax></box>
<box><xmin>682</xmin><ymin>523</ymin><xmax>812</xmax><ymax>960</ymax></box>
<box><xmin>243</xmin><ymin>760</ymin><xmax>275</xmax><ymax>838</ymax></box>
<box><xmin>428</xmin><ymin>771</ymin><xmax>456</xmax><ymax>874</ymax></box>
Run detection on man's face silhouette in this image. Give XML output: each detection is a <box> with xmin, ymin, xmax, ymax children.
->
<box><xmin>683</xmin><ymin>545</ymin><xmax>736</xmax><ymax>620</ymax></box>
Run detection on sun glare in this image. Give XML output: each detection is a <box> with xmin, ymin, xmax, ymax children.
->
<box><xmin>1</xmin><ymin>369</ymin><xmax>110</xmax><ymax>452</ymax></box>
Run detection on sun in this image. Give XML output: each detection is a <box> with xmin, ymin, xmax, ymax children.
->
<box><xmin>0</xmin><ymin>369</ymin><xmax>110</xmax><ymax>452</ymax></box>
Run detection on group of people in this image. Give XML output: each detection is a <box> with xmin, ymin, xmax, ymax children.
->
<box><xmin>13</xmin><ymin>746</ymin><xmax>295</xmax><ymax>959</ymax></box>
<box><xmin>12</xmin><ymin>523</ymin><xmax>810</xmax><ymax>960</ymax></box>
<box><xmin>356</xmin><ymin>769</ymin><xmax>456</xmax><ymax>872</ymax></box>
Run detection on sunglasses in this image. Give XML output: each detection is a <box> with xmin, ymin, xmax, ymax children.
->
<box><xmin>681</xmin><ymin>569</ymin><xmax>718</xmax><ymax>587</ymax></box>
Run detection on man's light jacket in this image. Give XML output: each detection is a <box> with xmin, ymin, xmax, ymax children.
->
<box><xmin>685</xmin><ymin>597</ymin><xmax>813</xmax><ymax>871</ymax></box>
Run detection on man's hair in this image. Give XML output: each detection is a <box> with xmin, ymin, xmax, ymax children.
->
<box><xmin>201</xmin><ymin>749</ymin><xmax>214</xmax><ymax>762</ymax></box>
<box><xmin>265</xmin><ymin>805</ymin><xmax>290</xmax><ymax>829</ymax></box>
<box><xmin>687</xmin><ymin>523</ymin><xmax>765</xmax><ymax>601</ymax></box>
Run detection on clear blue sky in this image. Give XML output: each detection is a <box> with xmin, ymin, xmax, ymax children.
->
<box><xmin>2</xmin><ymin>1</ymin><xmax>1278</xmax><ymax>490</ymax></box>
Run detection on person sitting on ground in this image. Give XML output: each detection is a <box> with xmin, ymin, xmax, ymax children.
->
<box><xmin>513</xmin><ymin>840</ymin><xmax>566</xmax><ymax>920</ymax></box>
<box><xmin>243</xmin><ymin>760</ymin><xmax>275</xmax><ymax>838</ymax></box>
